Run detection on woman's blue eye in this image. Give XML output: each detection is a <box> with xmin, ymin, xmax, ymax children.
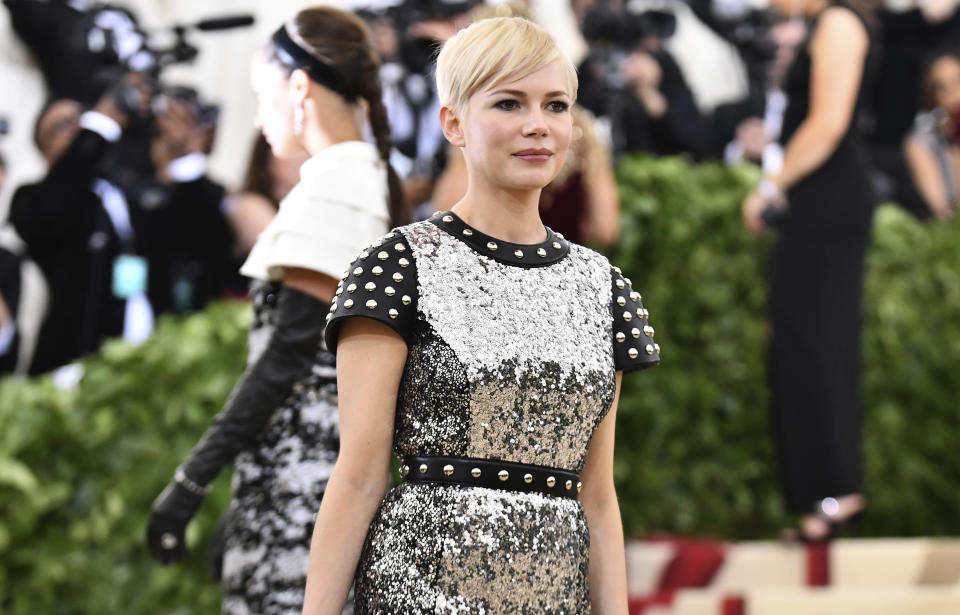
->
<box><xmin>495</xmin><ymin>100</ymin><xmax>520</xmax><ymax>110</ymax></box>
<box><xmin>547</xmin><ymin>101</ymin><xmax>569</xmax><ymax>113</ymax></box>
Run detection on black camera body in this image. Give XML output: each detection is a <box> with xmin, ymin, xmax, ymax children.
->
<box><xmin>357</xmin><ymin>0</ymin><xmax>476</xmax><ymax>75</ymax></box>
<box><xmin>581</xmin><ymin>4</ymin><xmax>677</xmax><ymax>48</ymax></box>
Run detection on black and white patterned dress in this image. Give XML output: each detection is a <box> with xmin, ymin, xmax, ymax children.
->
<box><xmin>325</xmin><ymin>211</ymin><xmax>659</xmax><ymax>614</ymax></box>
<box><xmin>223</xmin><ymin>140</ymin><xmax>389</xmax><ymax>614</ymax></box>
<box><xmin>221</xmin><ymin>281</ymin><xmax>344</xmax><ymax>615</ymax></box>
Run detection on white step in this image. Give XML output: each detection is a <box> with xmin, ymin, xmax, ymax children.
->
<box><xmin>746</xmin><ymin>586</ymin><xmax>960</xmax><ymax>615</ymax></box>
<box><xmin>625</xmin><ymin>538</ymin><xmax>960</xmax><ymax>597</ymax></box>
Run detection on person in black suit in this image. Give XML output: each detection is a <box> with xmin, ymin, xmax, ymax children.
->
<box><xmin>579</xmin><ymin>42</ymin><xmax>713</xmax><ymax>159</ymax></box>
<box><xmin>10</xmin><ymin>83</ymin><xmax>234</xmax><ymax>374</ymax></box>
<box><xmin>712</xmin><ymin>19</ymin><xmax>807</xmax><ymax>168</ymax></box>
<box><xmin>134</xmin><ymin>98</ymin><xmax>235</xmax><ymax>315</ymax></box>
<box><xmin>10</xmin><ymin>94</ymin><xmax>132</xmax><ymax>374</ymax></box>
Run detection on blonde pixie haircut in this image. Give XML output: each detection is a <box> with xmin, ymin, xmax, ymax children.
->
<box><xmin>436</xmin><ymin>16</ymin><xmax>578</xmax><ymax>113</ymax></box>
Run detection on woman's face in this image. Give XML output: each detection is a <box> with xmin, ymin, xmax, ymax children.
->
<box><xmin>250</xmin><ymin>50</ymin><xmax>307</xmax><ymax>159</ymax></box>
<box><xmin>929</xmin><ymin>56</ymin><xmax>960</xmax><ymax>115</ymax></box>
<box><xmin>458</xmin><ymin>59</ymin><xmax>573</xmax><ymax>194</ymax></box>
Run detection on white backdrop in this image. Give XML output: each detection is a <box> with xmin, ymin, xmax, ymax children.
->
<box><xmin>0</xmin><ymin>0</ymin><xmax>351</xmax><ymax>220</ymax></box>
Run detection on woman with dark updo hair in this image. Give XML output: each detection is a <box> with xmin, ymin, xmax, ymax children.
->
<box><xmin>146</xmin><ymin>6</ymin><xmax>405</xmax><ymax>614</ymax></box>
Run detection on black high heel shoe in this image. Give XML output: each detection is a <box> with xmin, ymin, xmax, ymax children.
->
<box><xmin>782</xmin><ymin>497</ymin><xmax>866</xmax><ymax>544</ymax></box>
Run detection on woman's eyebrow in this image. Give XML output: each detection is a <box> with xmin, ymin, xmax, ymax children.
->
<box><xmin>487</xmin><ymin>89</ymin><xmax>570</xmax><ymax>98</ymax></box>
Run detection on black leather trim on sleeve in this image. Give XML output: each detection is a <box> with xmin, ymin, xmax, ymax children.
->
<box><xmin>610</xmin><ymin>266</ymin><xmax>660</xmax><ymax>373</ymax></box>
<box><xmin>324</xmin><ymin>230</ymin><xmax>419</xmax><ymax>352</ymax></box>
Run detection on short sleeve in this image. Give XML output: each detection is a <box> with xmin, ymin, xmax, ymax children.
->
<box><xmin>610</xmin><ymin>266</ymin><xmax>660</xmax><ymax>373</ymax></box>
<box><xmin>323</xmin><ymin>231</ymin><xmax>419</xmax><ymax>352</ymax></box>
<box><xmin>240</xmin><ymin>198</ymin><xmax>389</xmax><ymax>282</ymax></box>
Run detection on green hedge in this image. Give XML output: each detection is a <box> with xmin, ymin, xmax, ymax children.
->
<box><xmin>1</xmin><ymin>155</ymin><xmax>959</xmax><ymax>612</ymax></box>
<box><xmin>0</xmin><ymin>302</ymin><xmax>248</xmax><ymax>613</ymax></box>
<box><xmin>609</xmin><ymin>155</ymin><xmax>960</xmax><ymax>539</ymax></box>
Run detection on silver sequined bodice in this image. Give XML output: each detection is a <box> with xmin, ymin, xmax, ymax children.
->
<box><xmin>395</xmin><ymin>222</ymin><xmax>617</xmax><ymax>471</ymax></box>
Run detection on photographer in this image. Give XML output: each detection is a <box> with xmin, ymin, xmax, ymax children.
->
<box><xmin>713</xmin><ymin>18</ymin><xmax>806</xmax><ymax>169</ymax></box>
<box><xmin>357</xmin><ymin>1</ymin><xmax>475</xmax><ymax>212</ymax></box>
<box><xmin>135</xmin><ymin>95</ymin><xmax>234</xmax><ymax>315</ymax></box>
<box><xmin>9</xmin><ymin>78</ymin><xmax>232</xmax><ymax>374</ymax></box>
<box><xmin>577</xmin><ymin>3</ymin><xmax>712</xmax><ymax>159</ymax></box>
<box><xmin>10</xmin><ymin>90</ymin><xmax>137</xmax><ymax>374</ymax></box>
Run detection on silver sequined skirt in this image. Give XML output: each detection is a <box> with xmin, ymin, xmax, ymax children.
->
<box><xmin>354</xmin><ymin>482</ymin><xmax>591</xmax><ymax>614</ymax></box>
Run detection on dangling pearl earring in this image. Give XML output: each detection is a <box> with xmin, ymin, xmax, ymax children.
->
<box><xmin>293</xmin><ymin>103</ymin><xmax>304</xmax><ymax>136</ymax></box>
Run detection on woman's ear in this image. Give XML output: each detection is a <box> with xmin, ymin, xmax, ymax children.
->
<box><xmin>439</xmin><ymin>105</ymin><xmax>466</xmax><ymax>148</ymax></box>
<box><xmin>288</xmin><ymin>68</ymin><xmax>310</xmax><ymax>105</ymax></box>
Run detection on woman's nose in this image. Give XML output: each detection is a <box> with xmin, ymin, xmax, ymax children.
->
<box><xmin>522</xmin><ymin>108</ymin><xmax>549</xmax><ymax>137</ymax></box>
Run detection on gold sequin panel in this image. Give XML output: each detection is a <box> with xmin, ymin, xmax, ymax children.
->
<box><xmin>355</xmin><ymin>483</ymin><xmax>590</xmax><ymax>614</ymax></box>
<box><xmin>395</xmin><ymin>323</ymin><xmax>616</xmax><ymax>471</ymax></box>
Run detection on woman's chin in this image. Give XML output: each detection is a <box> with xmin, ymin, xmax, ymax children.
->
<box><xmin>499</xmin><ymin>171</ymin><xmax>560</xmax><ymax>193</ymax></box>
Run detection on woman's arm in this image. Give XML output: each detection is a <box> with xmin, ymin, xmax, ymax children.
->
<box><xmin>579</xmin><ymin>120</ymin><xmax>621</xmax><ymax>247</ymax></box>
<box><xmin>581</xmin><ymin>372</ymin><xmax>629</xmax><ymax>615</ymax></box>
<box><xmin>301</xmin><ymin>317</ymin><xmax>407</xmax><ymax>614</ymax></box>
<box><xmin>743</xmin><ymin>7</ymin><xmax>868</xmax><ymax>232</ymax></box>
<box><xmin>769</xmin><ymin>8</ymin><xmax>868</xmax><ymax>192</ymax></box>
<box><xmin>285</xmin><ymin>266</ymin><xmax>339</xmax><ymax>303</ymax></box>
<box><xmin>147</xmin><ymin>267</ymin><xmax>333</xmax><ymax>564</ymax></box>
<box><xmin>903</xmin><ymin>139</ymin><xmax>955</xmax><ymax>218</ymax></box>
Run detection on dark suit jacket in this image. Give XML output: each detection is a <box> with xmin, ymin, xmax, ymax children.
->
<box><xmin>10</xmin><ymin>128</ymin><xmax>126</xmax><ymax>374</ymax></box>
<box><xmin>131</xmin><ymin>176</ymin><xmax>234</xmax><ymax>315</ymax></box>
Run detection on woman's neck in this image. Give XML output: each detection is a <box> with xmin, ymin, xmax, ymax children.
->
<box><xmin>302</xmin><ymin>100</ymin><xmax>365</xmax><ymax>156</ymax></box>
<box><xmin>452</xmin><ymin>181</ymin><xmax>547</xmax><ymax>244</ymax></box>
<box><xmin>302</xmin><ymin>123</ymin><xmax>363</xmax><ymax>156</ymax></box>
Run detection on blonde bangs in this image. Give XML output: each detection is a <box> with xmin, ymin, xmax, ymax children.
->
<box><xmin>436</xmin><ymin>17</ymin><xmax>578</xmax><ymax>112</ymax></box>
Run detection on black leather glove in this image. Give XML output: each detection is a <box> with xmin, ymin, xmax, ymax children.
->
<box><xmin>179</xmin><ymin>285</ymin><xmax>330</xmax><ymax>485</ymax></box>
<box><xmin>145</xmin><ymin>286</ymin><xmax>328</xmax><ymax>564</ymax></box>
<box><xmin>147</xmin><ymin>479</ymin><xmax>205</xmax><ymax>564</ymax></box>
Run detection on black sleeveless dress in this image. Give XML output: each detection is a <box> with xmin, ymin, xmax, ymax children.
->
<box><xmin>769</xmin><ymin>5</ymin><xmax>878</xmax><ymax>512</ymax></box>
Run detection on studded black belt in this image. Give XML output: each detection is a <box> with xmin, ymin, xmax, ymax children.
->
<box><xmin>401</xmin><ymin>456</ymin><xmax>581</xmax><ymax>500</ymax></box>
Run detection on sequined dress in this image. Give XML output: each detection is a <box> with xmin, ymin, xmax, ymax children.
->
<box><xmin>325</xmin><ymin>211</ymin><xmax>659</xmax><ymax>614</ymax></box>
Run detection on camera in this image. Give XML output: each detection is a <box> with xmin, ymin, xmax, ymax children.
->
<box><xmin>581</xmin><ymin>4</ymin><xmax>677</xmax><ymax>47</ymax></box>
<box><xmin>357</xmin><ymin>0</ymin><xmax>476</xmax><ymax>75</ymax></box>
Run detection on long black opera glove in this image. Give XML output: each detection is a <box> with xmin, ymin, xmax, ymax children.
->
<box><xmin>146</xmin><ymin>286</ymin><xmax>330</xmax><ymax>564</ymax></box>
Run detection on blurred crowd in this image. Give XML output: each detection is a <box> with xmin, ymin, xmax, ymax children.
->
<box><xmin>0</xmin><ymin>0</ymin><xmax>957</xmax><ymax>376</ymax></box>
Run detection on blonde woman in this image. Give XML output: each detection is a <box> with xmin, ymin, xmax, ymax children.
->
<box><xmin>302</xmin><ymin>16</ymin><xmax>659</xmax><ymax>614</ymax></box>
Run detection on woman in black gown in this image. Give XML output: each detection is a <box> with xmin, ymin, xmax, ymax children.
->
<box><xmin>742</xmin><ymin>0</ymin><xmax>877</xmax><ymax>540</ymax></box>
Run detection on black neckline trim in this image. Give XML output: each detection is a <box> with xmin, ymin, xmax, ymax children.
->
<box><xmin>428</xmin><ymin>210</ymin><xmax>571</xmax><ymax>268</ymax></box>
